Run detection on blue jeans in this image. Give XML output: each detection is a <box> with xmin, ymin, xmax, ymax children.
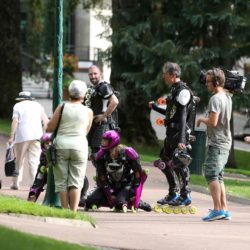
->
<box><xmin>203</xmin><ymin>146</ymin><xmax>230</xmax><ymax>183</ymax></box>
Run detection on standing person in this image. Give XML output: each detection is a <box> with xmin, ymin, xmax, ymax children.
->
<box><xmin>86</xmin><ymin>65</ymin><xmax>119</xmax><ymax>162</ymax></box>
<box><xmin>149</xmin><ymin>62</ymin><xmax>195</xmax><ymax>206</ymax></box>
<box><xmin>47</xmin><ymin>80</ymin><xmax>93</xmax><ymax>212</ymax></box>
<box><xmin>8</xmin><ymin>91</ymin><xmax>49</xmax><ymax>190</ymax></box>
<box><xmin>197</xmin><ymin>68</ymin><xmax>232</xmax><ymax>221</ymax></box>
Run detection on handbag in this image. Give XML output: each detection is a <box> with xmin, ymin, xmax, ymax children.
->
<box><xmin>47</xmin><ymin>103</ymin><xmax>65</xmax><ymax>165</ymax></box>
<box><xmin>5</xmin><ymin>144</ymin><xmax>18</xmax><ymax>177</ymax></box>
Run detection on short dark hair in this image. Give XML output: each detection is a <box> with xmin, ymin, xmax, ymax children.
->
<box><xmin>163</xmin><ymin>62</ymin><xmax>181</xmax><ymax>77</ymax></box>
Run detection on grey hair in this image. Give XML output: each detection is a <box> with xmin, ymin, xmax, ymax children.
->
<box><xmin>163</xmin><ymin>62</ymin><xmax>181</xmax><ymax>77</ymax></box>
<box><xmin>68</xmin><ymin>80</ymin><xmax>87</xmax><ymax>99</ymax></box>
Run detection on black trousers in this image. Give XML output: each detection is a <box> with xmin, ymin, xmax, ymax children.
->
<box><xmin>160</xmin><ymin>128</ymin><xmax>190</xmax><ymax>197</ymax></box>
<box><xmin>85</xmin><ymin>184</ymin><xmax>131</xmax><ymax>209</ymax></box>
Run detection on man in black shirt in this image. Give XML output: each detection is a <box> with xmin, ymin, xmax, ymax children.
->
<box><xmin>86</xmin><ymin>65</ymin><xmax>119</xmax><ymax>160</ymax></box>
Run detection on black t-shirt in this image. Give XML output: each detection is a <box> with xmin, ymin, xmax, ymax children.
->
<box><xmin>90</xmin><ymin>82</ymin><xmax>114</xmax><ymax>115</ymax></box>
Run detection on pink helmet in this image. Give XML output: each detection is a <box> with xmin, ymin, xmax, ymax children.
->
<box><xmin>101</xmin><ymin>130</ymin><xmax>120</xmax><ymax>149</ymax></box>
<box><xmin>41</xmin><ymin>133</ymin><xmax>52</xmax><ymax>143</ymax></box>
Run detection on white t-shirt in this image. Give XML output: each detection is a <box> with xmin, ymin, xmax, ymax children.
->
<box><xmin>13</xmin><ymin>100</ymin><xmax>45</xmax><ymax>143</ymax></box>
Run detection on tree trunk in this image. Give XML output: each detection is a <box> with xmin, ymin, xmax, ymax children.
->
<box><xmin>0</xmin><ymin>0</ymin><xmax>22</xmax><ymax>119</ymax></box>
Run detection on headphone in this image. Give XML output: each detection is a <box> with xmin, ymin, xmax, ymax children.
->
<box><xmin>212</xmin><ymin>68</ymin><xmax>220</xmax><ymax>87</ymax></box>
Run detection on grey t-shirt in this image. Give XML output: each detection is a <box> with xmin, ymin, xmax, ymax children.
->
<box><xmin>207</xmin><ymin>91</ymin><xmax>232</xmax><ymax>149</ymax></box>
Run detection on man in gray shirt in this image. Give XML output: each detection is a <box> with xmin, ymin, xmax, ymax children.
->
<box><xmin>197</xmin><ymin>68</ymin><xmax>232</xmax><ymax>221</ymax></box>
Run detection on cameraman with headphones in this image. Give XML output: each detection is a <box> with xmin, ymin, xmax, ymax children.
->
<box><xmin>197</xmin><ymin>68</ymin><xmax>232</xmax><ymax>222</ymax></box>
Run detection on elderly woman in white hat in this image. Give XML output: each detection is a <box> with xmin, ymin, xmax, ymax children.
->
<box><xmin>47</xmin><ymin>80</ymin><xmax>93</xmax><ymax>211</ymax></box>
<box><xmin>8</xmin><ymin>91</ymin><xmax>49</xmax><ymax>190</ymax></box>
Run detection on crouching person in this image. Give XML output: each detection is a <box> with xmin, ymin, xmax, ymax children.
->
<box><xmin>85</xmin><ymin>130</ymin><xmax>151</xmax><ymax>212</ymax></box>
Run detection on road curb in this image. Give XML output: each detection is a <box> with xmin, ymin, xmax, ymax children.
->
<box><xmin>0</xmin><ymin>213</ymin><xmax>97</xmax><ymax>228</ymax></box>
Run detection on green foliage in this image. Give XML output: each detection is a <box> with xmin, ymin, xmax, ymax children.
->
<box><xmin>0</xmin><ymin>195</ymin><xmax>95</xmax><ymax>225</ymax></box>
<box><xmin>0</xmin><ymin>0</ymin><xmax>22</xmax><ymax>119</ymax></box>
<box><xmin>234</xmin><ymin>149</ymin><xmax>250</xmax><ymax>170</ymax></box>
<box><xmin>225</xmin><ymin>168</ymin><xmax>250</xmax><ymax>177</ymax></box>
<box><xmin>0</xmin><ymin>119</ymin><xmax>11</xmax><ymax>135</ymax></box>
<box><xmin>111</xmin><ymin>0</ymin><xmax>250</xmax><ymax>109</ymax></box>
<box><xmin>0</xmin><ymin>225</ymin><xmax>95</xmax><ymax>250</ymax></box>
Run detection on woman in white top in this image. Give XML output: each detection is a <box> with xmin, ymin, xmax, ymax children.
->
<box><xmin>47</xmin><ymin>80</ymin><xmax>93</xmax><ymax>211</ymax></box>
<box><xmin>9</xmin><ymin>91</ymin><xmax>49</xmax><ymax>189</ymax></box>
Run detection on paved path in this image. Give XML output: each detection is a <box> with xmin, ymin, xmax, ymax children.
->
<box><xmin>1</xmin><ymin>134</ymin><xmax>250</xmax><ymax>249</ymax></box>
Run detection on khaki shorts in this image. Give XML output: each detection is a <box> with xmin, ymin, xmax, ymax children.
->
<box><xmin>203</xmin><ymin>146</ymin><xmax>230</xmax><ymax>183</ymax></box>
<box><xmin>53</xmin><ymin>149</ymin><xmax>88</xmax><ymax>192</ymax></box>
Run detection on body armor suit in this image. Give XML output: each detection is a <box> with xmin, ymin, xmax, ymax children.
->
<box><xmin>85</xmin><ymin>146</ymin><xmax>143</xmax><ymax>210</ymax></box>
<box><xmin>85</xmin><ymin>81</ymin><xmax>118</xmax><ymax>155</ymax></box>
<box><xmin>152</xmin><ymin>81</ymin><xmax>195</xmax><ymax>199</ymax></box>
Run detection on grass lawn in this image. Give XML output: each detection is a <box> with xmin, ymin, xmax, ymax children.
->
<box><xmin>0</xmin><ymin>225</ymin><xmax>95</xmax><ymax>250</ymax></box>
<box><xmin>0</xmin><ymin>195</ymin><xmax>95</xmax><ymax>226</ymax></box>
<box><xmin>190</xmin><ymin>174</ymin><xmax>250</xmax><ymax>200</ymax></box>
<box><xmin>0</xmin><ymin>118</ymin><xmax>11</xmax><ymax>135</ymax></box>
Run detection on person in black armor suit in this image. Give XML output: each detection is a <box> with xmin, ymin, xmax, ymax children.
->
<box><xmin>85</xmin><ymin>130</ymin><xmax>152</xmax><ymax>212</ymax></box>
<box><xmin>85</xmin><ymin>65</ymin><xmax>119</xmax><ymax>163</ymax></box>
<box><xmin>149</xmin><ymin>62</ymin><xmax>198</xmax><ymax>206</ymax></box>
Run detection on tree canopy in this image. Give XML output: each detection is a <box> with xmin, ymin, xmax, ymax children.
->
<box><xmin>108</xmin><ymin>0</ymin><xmax>250</xmax><ymax>144</ymax></box>
<box><xmin>0</xmin><ymin>0</ymin><xmax>22</xmax><ymax>118</ymax></box>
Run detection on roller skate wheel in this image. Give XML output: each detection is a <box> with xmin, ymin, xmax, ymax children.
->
<box><xmin>181</xmin><ymin>206</ymin><xmax>188</xmax><ymax>214</ymax></box>
<box><xmin>131</xmin><ymin>205</ymin><xmax>137</xmax><ymax>213</ymax></box>
<box><xmin>122</xmin><ymin>205</ymin><xmax>128</xmax><ymax>213</ymax></box>
<box><xmin>189</xmin><ymin>206</ymin><xmax>197</xmax><ymax>214</ymax></box>
<box><xmin>40</xmin><ymin>166</ymin><xmax>46</xmax><ymax>173</ymax></box>
<box><xmin>144</xmin><ymin>168</ymin><xmax>150</xmax><ymax>176</ymax></box>
<box><xmin>153</xmin><ymin>204</ymin><xmax>162</xmax><ymax>213</ymax></box>
<box><xmin>91</xmin><ymin>205</ymin><xmax>98</xmax><ymax>211</ymax></box>
<box><xmin>162</xmin><ymin>205</ymin><xmax>172</xmax><ymax>214</ymax></box>
<box><xmin>173</xmin><ymin>207</ymin><xmax>181</xmax><ymax>214</ymax></box>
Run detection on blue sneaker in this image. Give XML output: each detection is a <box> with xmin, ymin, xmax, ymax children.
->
<box><xmin>221</xmin><ymin>210</ymin><xmax>231</xmax><ymax>220</ymax></box>
<box><xmin>202</xmin><ymin>209</ymin><xmax>225</xmax><ymax>221</ymax></box>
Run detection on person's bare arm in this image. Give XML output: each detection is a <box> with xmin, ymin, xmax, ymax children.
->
<box><xmin>86</xmin><ymin>109</ymin><xmax>93</xmax><ymax>134</ymax></box>
<box><xmin>41</xmin><ymin>111</ymin><xmax>49</xmax><ymax>132</ymax></box>
<box><xmin>244</xmin><ymin>136</ymin><xmax>250</xmax><ymax>143</ymax></box>
<box><xmin>8</xmin><ymin>117</ymin><xmax>18</xmax><ymax>144</ymax></box>
<box><xmin>46</xmin><ymin>105</ymin><xmax>63</xmax><ymax>132</ymax></box>
<box><xmin>95</xmin><ymin>94</ymin><xmax>119</xmax><ymax>124</ymax></box>
<box><xmin>196</xmin><ymin>111</ymin><xmax>219</xmax><ymax>128</ymax></box>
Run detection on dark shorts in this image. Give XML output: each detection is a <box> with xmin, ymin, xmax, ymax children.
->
<box><xmin>203</xmin><ymin>146</ymin><xmax>230</xmax><ymax>183</ymax></box>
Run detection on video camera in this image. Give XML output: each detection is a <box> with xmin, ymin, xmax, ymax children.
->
<box><xmin>200</xmin><ymin>69</ymin><xmax>246</xmax><ymax>93</ymax></box>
